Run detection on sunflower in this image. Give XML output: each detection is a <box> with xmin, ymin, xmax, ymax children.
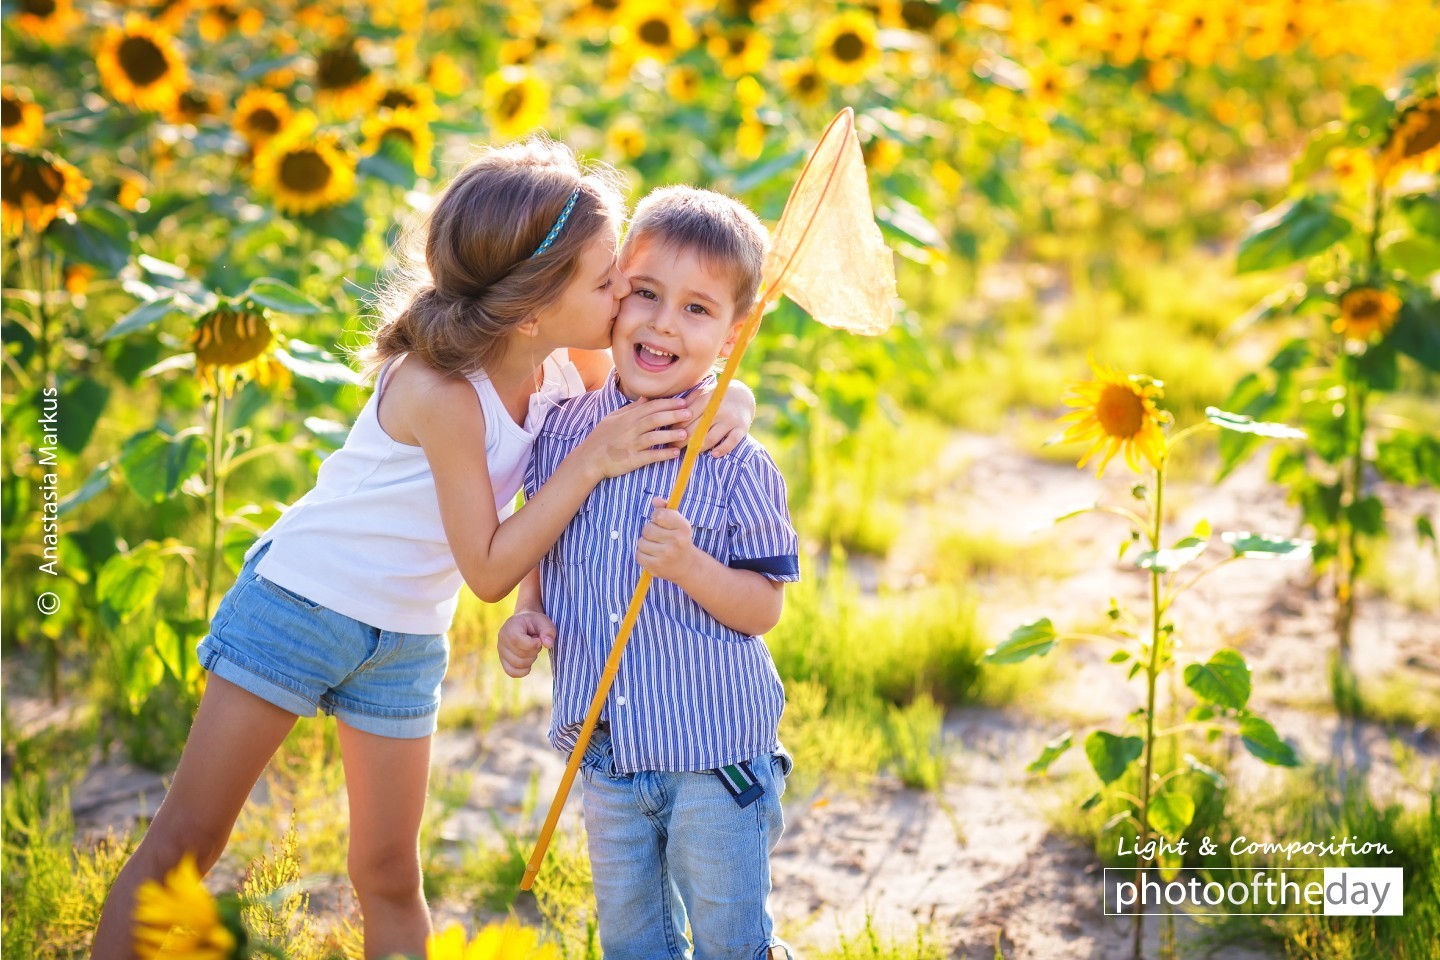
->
<box><xmin>736</xmin><ymin>116</ymin><xmax>765</xmax><ymax>161</ymax></box>
<box><xmin>313</xmin><ymin>38</ymin><xmax>379</xmax><ymax>118</ymax></box>
<box><xmin>1378</xmin><ymin>94</ymin><xmax>1440</xmax><ymax>180</ymax></box>
<box><xmin>780</xmin><ymin>58</ymin><xmax>827</xmax><ymax>108</ymax></box>
<box><xmin>427</xmin><ymin>52</ymin><xmax>466</xmax><ymax>96</ymax></box>
<box><xmin>191</xmin><ymin>305</ymin><xmax>290</xmax><ymax>397</ymax></box>
<box><xmin>361</xmin><ymin>106</ymin><xmax>435</xmax><ymax>177</ymax></box>
<box><xmin>862</xmin><ymin>135</ymin><xmax>902</xmax><ymax>175</ymax></box>
<box><xmin>375</xmin><ymin>83</ymin><xmax>439</xmax><ymax>120</ymax></box>
<box><xmin>718</xmin><ymin>0</ymin><xmax>780</xmax><ymax>23</ymax></box>
<box><xmin>606</xmin><ymin>115</ymin><xmax>646</xmax><ymax>159</ymax></box>
<box><xmin>1</xmin><ymin>145</ymin><xmax>90</xmax><ymax>235</ymax></box>
<box><xmin>1027</xmin><ymin>61</ymin><xmax>1071</xmax><ymax>105</ymax></box>
<box><xmin>1057</xmin><ymin>359</ymin><xmax>1170</xmax><ymax>476</ymax></box>
<box><xmin>96</xmin><ymin>16</ymin><xmax>190</xmax><ymax>115</ymax></box>
<box><xmin>427</xmin><ymin>921</ymin><xmax>562</xmax><ymax>960</ymax></box>
<box><xmin>2</xmin><ymin>86</ymin><xmax>45</xmax><ymax>147</ymax></box>
<box><xmin>1333</xmin><ymin>286</ymin><xmax>1401</xmax><ymax>343</ymax></box>
<box><xmin>232</xmin><ymin>88</ymin><xmax>293</xmax><ymax>149</ymax></box>
<box><xmin>14</xmin><ymin>0</ymin><xmax>83</xmax><ymax>44</ymax></box>
<box><xmin>117</xmin><ymin>168</ymin><xmax>150</xmax><ymax>212</ymax></box>
<box><xmin>197</xmin><ymin>1</ymin><xmax>264</xmax><ymax>42</ymax></box>
<box><xmin>252</xmin><ymin>116</ymin><xmax>357</xmax><ymax>215</ymax></box>
<box><xmin>132</xmin><ymin>855</ymin><xmax>239</xmax><ymax>960</ymax></box>
<box><xmin>174</xmin><ymin>87</ymin><xmax>222</xmax><ymax>124</ymax></box>
<box><xmin>499</xmin><ymin>34</ymin><xmax>561</xmax><ymax>66</ymax></box>
<box><xmin>815</xmin><ymin>11</ymin><xmax>882</xmax><ymax>86</ymax></box>
<box><xmin>707</xmin><ymin>26</ymin><xmax>772</xmax><ymax>78</ymax></box>
<box><xmin>666</xmin><ymin>64</ymin><xmax>701</xmax><ymax>103</ymax></box>
<box><xmin>483</xmin><ymin>67</ymin><xmax>550</xmax><ymax>141</ymax></box>
<box><xmin>881</xmin><ymin>0</ymin><xmax>945</xmax><ymax>35</ymax></box>
<box><xmin>566</xmin><ymin>0</ymin><xmax>625</xmax><ymax>38</ymax></box>
<box><xmin>618</xmin><ymin>0</ymin><xmax>697</xmax><ymax>62</ymax></box>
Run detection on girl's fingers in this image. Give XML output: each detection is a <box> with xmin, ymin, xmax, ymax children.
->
<box><xmin>644</xmin><ymin>428</ymin><xmax>688</xmax><ymax>447</ymax></box>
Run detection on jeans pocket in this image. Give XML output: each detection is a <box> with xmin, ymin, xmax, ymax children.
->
<box><xmin>257</xmin><ymin>575</ymin><xmax>325</xmax><ymax>611</ymax></box>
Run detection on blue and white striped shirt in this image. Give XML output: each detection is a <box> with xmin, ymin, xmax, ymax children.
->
<box><xmin>525</xmin><ymin>372</ymin><xmax>800</xmax><ymax>774</ymax></box>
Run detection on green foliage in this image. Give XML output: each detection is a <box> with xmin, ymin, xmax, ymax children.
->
<box><xmin>810</xmin><ymin>915</ymin><xmax>943</xmax><ymax>960</ymax></box>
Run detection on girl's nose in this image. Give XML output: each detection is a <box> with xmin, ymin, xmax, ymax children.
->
<box><xmin>613</xmin><ymin>271</ymin><xmax>632</xmax><ymax>299</ymax></box>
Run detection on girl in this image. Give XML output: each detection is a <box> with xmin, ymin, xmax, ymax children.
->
<box><xmin>92</xmin><ymin>139</ymin><xmax>753</xmax><ymax>959</ymax></box>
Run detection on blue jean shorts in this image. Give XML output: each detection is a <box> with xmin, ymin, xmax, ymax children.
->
<box><xmin>196</xmin><ymin>540</ymin><xmax>448</xmax><ymax>739</ymax></box>
<box><xmin>579</xmin><ymin>727</ymin><xmax>793</xmax><ymax>960</ymax></box>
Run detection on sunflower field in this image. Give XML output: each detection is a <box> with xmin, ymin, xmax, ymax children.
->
<box><xmin>3</xmin><ymin>1</ymin><xmax>1439</xmax><ymax>959</ymax></box>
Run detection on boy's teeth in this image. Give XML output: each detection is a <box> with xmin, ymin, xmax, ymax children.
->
<box><xmin>639</xmin><ymin>344</ymin><xmax>676</xmax><ymax>359</ymax></box>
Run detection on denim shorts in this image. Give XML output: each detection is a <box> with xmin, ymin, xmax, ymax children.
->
<box><xmin>196</xmin><ymin>540</ymin><xmax>448</xmax><ymax>739</ymax></box>
<box><xmin>579</xmin><ymin>727</ymin><xmax>793</xmax><ymax>960</ymax></box>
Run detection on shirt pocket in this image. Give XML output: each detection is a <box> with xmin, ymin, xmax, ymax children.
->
<box><xmin>643</xmin><ymin>488</ymin><xmax>730</xmax><ymax>561</ymax></box>
<box><xmin>549</xmin><ymin>499</ymin><xmax>594</xmax><ymax>566</ymax></box>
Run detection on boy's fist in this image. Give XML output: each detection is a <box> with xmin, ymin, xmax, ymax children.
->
<box><xmin>497</xmin><ymin>610</ymin><xmax>556</xmax><ymax>678</ymax></box>
<box><xmin>637</xmin><ymin>498</ymin><xmax>702</xmax><ymax>584</ymax></box>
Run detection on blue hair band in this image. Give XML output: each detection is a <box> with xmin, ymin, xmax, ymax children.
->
<box><xmin>530</xmin><ymin>187</ymin><xmax>582</xmax><ymax>258</ymax></box>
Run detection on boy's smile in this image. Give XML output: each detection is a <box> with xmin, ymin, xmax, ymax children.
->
<box><xmin>612</xmin><ymin>241</ymin><xmax>743</xmax><ymax>400</ymax></box>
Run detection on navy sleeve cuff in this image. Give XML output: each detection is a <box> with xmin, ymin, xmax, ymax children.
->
<box><xmin>729</xmin><ymin>555</ymin><xmax>800</xmax><ymax>579</ymax></box>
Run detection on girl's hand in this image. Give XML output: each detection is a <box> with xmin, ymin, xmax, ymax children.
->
<box><xmin>637</xmin><ymin>498</ymin><xmax>702</xmax><ymax>585</ymax></box>
<box><xmin>685</xmin><ymin>379</ymin><xmax>757</xmax><ymax>458</ymax></box>
<box><xmin>497</xmin><ymin>610</ymin><xmax>556</xmax><ymax>678</ymax></box>
<box><xmin>581</xmin><ymin>398</ymin><xmax>690</xmax><ymax>480</ymax></box>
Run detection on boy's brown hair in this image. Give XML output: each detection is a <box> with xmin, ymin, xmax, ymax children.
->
<box><xmin>620</xmin><ymin>186</ymin><xmax>769</xmax><ymax>320</ymax></box>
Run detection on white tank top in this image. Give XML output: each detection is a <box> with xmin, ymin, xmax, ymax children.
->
<box><xmin>251</xmin><ymin>350</ymin><xmax>585</xmax><ymax>634</ymax></box>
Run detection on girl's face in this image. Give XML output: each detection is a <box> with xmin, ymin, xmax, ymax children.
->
<box><xmin>532</xmin><ymin>230</ymin><xmax>630</xmax><ymax>351</ymax></box>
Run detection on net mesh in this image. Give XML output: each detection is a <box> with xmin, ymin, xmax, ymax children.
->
<box><xmin>761</xmin><ymin>108</ymin><xmax>897</xmax><ymax>335</ymax></box>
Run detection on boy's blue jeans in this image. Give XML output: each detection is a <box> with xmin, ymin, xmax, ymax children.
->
<box><xmin>579</xmin><ymin>727</ymin><xmax>792</xmax><ymax>960</ymax></box>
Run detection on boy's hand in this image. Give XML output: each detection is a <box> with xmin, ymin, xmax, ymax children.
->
<box><xmin>497</xmin><ymin>610</ymin><xmax>556</xmax><ymax>678</ymax></box>
<box><xmin>637</xmin><ymin>497</ymin><xmax>703</xmax><ymax>584</ymax></box>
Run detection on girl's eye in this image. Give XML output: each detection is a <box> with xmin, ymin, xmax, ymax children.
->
<box><xmin>599</xmin><ymin>279</ymin><xmax>613</xmax><ymax>290</ymax></box>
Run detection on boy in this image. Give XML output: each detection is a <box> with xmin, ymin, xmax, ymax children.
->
<box><xmin>498</xmin><ymin>186</ymin><xmax>799</xmax><ymax>960</ymax></box>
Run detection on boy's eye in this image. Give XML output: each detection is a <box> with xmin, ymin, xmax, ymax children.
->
<box><xmin>634</xmin><ymin>288</ymin><xmax>657</xmax><ymax>301</ymax></box>
<box><xmin>685</xmin><ymin>303</ymin><xmax>709</xmax><ymax>315</ymax></box>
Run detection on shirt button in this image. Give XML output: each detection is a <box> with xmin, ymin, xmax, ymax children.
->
<box><xmin>609</xmin><ymin>613</ymin><xmax>619</xmax><ymax>623</ymax></box>
<box><xmin>616</xmin><ymin>695</ymin><xmax>627</xmax><ymax>706</ymax></box>
<box><xmin>610</xmin><ymin>529</ymin><xmax>620</xmax><ymax>540</ymax></box>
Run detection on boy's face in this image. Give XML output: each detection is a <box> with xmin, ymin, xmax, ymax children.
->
<box><xmin>612</xmin><ymin>239</ymin><xmax>744</xmax><ymax>400</ymax></box>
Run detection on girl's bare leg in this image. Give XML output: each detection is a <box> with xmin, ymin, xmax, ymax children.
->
<box><xmin>336</xmin><ymin>721</ymin><xmax>433</xmax><ymax>959</ymax></box>
<box><xmin>90</xmin><ymin>677</ymin><xmax>298</xmax><ymax>960</ymax></box>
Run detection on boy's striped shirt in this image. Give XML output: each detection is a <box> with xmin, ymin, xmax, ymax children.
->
<box><xmin>525</xmin><ymin>373</ymin><xmax>800</xmax><ymax>774</ymax></box>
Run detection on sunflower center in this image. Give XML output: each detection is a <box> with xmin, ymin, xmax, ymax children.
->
<box><xmin>797</xmin><ymin>72</ymin><xmax>817</xmax><ymax>93</ymax></box>
<box><xmin>118</xmin><ymin>35</ymin><xmax>171</xmax><ymax>87</ymax></box>
<box><xmin>279</xmin><ymin>148</ymin><xmax>333</xmax><ymax>193</ymax></box>
<box><xmin>1096</xmin><ymin>383</ymin><xmax>1145</xmax><ymax>438</ymax></box>
<box><xmin>22</xmin><ymin>0</ymin><xmax>56</xmax><ymax>16</ymax></box>
<box><xmin>832</xmin><ymin>31</ymin><xmax>866</xmax><ymax>63</ymax></box>
<box><xmin>1</xmin><ymin>98</ymin><xmax>21</xmax><ymax>128</ymax></box>
<box><xmin>498</xmin><ymin>86</ymin><xmax>526</xmax><ymax>120</ymax></box>
<box><xmin>317</xmin><ymin>43</ymin><xmax>368</xmax><ymax>90</ymax></box>
<box><xmin>1398</xmin><ymin>106</ymin><xmax>1440</xmax><ymax>159</ymax></box>
<box><xmin>247</xmin><ymin>107</ymin><xmax>281</xmax><ymax>135</ymax></box>
<box><xmin>901</xmin><ymin>1</ymin><xmax>939</xmax><ymax>31</ymax></box>
<box><xmin>2</xmin><ymin>154</ymin><xmax>65</xmax><ymax>204</ymax></box>
<box><xmin>1347</xmin><ymin>298</ymin><xmax>1380</xmax><ymax>322</ymax></box>
<box><xmin>594</xmin><ymin>0</ymin><xmax>620</xmax><ymax>11</ymax></box>
<box><xmin>727</xmin><ymin>36</ymin><xmax>747</xmax><ymax>56</ymax></box>
<box><xmin>379</xmin><ymin>89</ymin><xmax>417</xmax><ymax>110</ymax></box>
<box><xmin>638</xmin><ymin>18</ymin><xmax>672</xmax><ymax>47</ymax></box>
<box><xmin>194</xmin><ymin>309</ymin><xmax>273</xmax><ymax>367</ymax></box>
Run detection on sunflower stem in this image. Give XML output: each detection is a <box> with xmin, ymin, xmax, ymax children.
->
<box><xmin>200</xmin><ymin>389</ymin><xmax>228</xmax><ymax>660</ymax></box>
<box><xmin>1133</xmin><ymin>460</ymin><xmax>1165</xmax><ymax>960</ymax></box>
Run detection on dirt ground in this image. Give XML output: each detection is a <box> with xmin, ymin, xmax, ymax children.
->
<box><xmin>38</xmin><ymin>431</ymin><xmax>1440</xmax><ymax>959</ymax></box>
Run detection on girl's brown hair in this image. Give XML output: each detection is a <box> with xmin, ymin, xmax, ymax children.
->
<box><xmin>363</xmin><ymin>137</ymin><xmax>626</xmax><ymax>378</ymax></box>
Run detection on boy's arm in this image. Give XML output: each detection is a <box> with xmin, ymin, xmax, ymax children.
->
<box><xmin>637</xmin><ymin>498</ymin><xmax>785</xmax><ymax>636</ymax></box>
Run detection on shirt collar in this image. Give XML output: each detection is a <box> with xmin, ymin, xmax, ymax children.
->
<box><xmin>597</xmin><ymin>369</ymin><xmax>716</xmax><ymax>415</ymax></box>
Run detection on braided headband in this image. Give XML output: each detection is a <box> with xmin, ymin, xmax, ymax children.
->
<box><xmin>530</xmin><ymin>187</ymin><xmax>582</xmax><ymax>258</ymax></box>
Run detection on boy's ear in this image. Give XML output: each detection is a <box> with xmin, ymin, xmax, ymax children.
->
<box><xmin>719</xmin><ymin>320</ymin><xmax>745</xmax><ymax>359</ymax></box>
